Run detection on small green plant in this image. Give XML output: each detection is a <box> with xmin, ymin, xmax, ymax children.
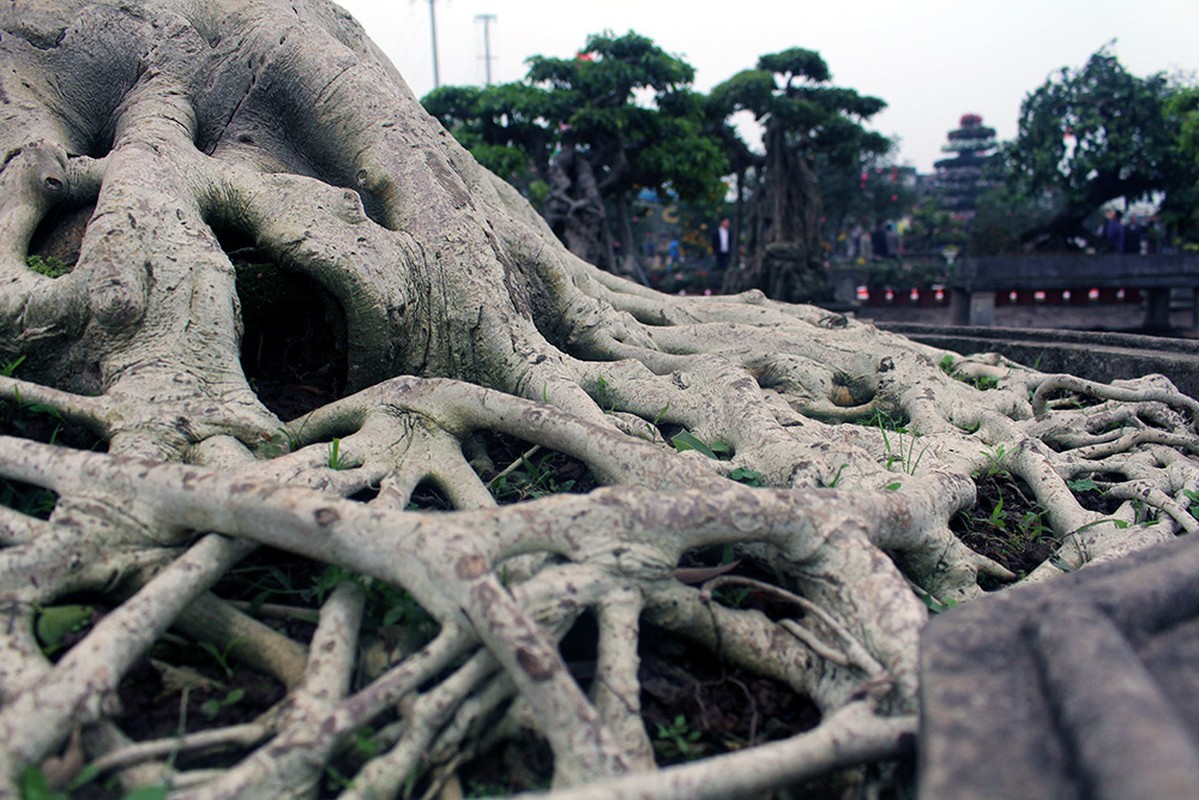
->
<box><xmin>884</xmin><ymin>481</ymin><xmax>902</xmax><ymax>492</ymax></box>
<box><xmin>825</xmin><ymin>463</ymin><xmax>848</xmax><ymax>488</ymax></box>
<box><xmin>939</xmin><ymin>354</ymin><xmax>1000</xmax><ymax>390</ymax></box>
<box><xmin>20</xmin><ymin>764</ymin><xmax>70</xmax><ymax>800</ymax></box>
<box><xmin>25</xmin><ymin>254</ymin><xmax>70</xmax><ymax>278</ymax></box>
<box><xmin>651</xmin><ymin>403</ymin><xmax>670</xmax><ymax>426</ymax></box>
<box><xmin>987</xmin><ymin>495</ymin><xmax>1006</xmax><ymax>530</ymax></box>
<box><xmin>653</xmin><ymin>714</ymin><xmax>704</xmax><ymax>760</ymax></box>
<box><xmin>352</xmin><ymin>726</ymin><xmax>380</xmax><ymax>760</ymax></box>
<box><xmin>1</xmin><ymin>480</ymin><xmax>58</xmax><ymax>519</ymax></box>
<box><xmin>257</xmin><ymin>429</ymin><xmax>295</xmax><ymax>458</ymax></box>
<box><xmin>713</xmin><ymin>585</ymin><xmax>752</xmax><ymax>608</ymax></box>
<box><xmin>200</xmin><ymin>688</ymin><xmax>245</xmax><ymax>720</ymax></box>
<box><xmin>919</xmin><ymin>594</ymin><xmax>958</xmax><ymax>614</ymax></box>
<box><xmin>327</xmin><ymin>437</ymin><xmax>347</xmax><ymax>469</ymax></box>
<box><xmin>2</xmin><ymin>355</ymin><xmax>26</xmax><ymax>377</ymax></box>
<box><xmin>670</xmin><ymin>430</ymin><xmax>731</xmax><ymax>461</ymax></box>
<box><xmin>34</xmin><ymin>605</ymin><xmax>94</xmax><ymax>657</ymax></box>
<box><xmin>197</xmin><ymin>639</ymin><xmax>240</xmax><ymax>679</ymax></box>
<box><xmin>19</xmin><ymin>763</ymin><xmax>164</xmax><ymax>800</ymax></box>
<box><xmin>1181</xmin><ymin>488</ymin><xmax>1199</xmax><ymax>521</ymax></box>
<box><xmin>875</xmin><ymin>412</ymin><xmax>927</xmax><ymax>475</ymax></box>
<box><xmin>1067</xmin><ymin>477</ymin><xmax>1100</xmax><ymax>493</ymax></box>
<box><xmin>595</xmin><ymin>374</ymin><xmax>612</xmax><ymax>412</ymax></box>
<box><xmin>312</xmin><ymin>566</ymin><xmax>436</xmax><ymax>638</ymax></box>
<box><xmin>489</xmin><ymin>450</ymin><xmax>578</xmax><ymax>501</ymax></box>
<box><xmin>727</xmin><ymin>466</ymin><xmax>764</xmax><ymax>487</ymax></box>
<box><xmin>978</xmin><ymin>444</ymin><xmax>1009</xmax><ymax>478</ymax></box>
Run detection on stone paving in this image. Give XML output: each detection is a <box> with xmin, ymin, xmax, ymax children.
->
<box><xmin>919</xmin><ymin>534</ymin><xmax>1199</xmax><ymax>799</ymax></box>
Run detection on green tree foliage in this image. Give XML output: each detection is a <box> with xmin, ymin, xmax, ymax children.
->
<box><xmin>709</xmin><ymin>48</ymin><xmax>889</xmax><ymax>302</ymax></box>
<box><xmin>1162</xmin><ymin>86</ymin><xmax>1199</xmax><ymax>239</ymax></box>
<box><xmin>820</xmin><ymin>152</ymin><xmax>916</xmax><ymax>253</ymax></box>
<box><xmin>421</xmin><ymin>82</ymin><xmax>556</xmax><ymax>195</ymax></box>
<box><xmin>423</xmin><ymin>31</ymin><xmax>728</xmax><ymax>277</ymax></box>
<box><xmin>1172</xmin><ymin>87</ymin><xmax>1199</xmax><ymax>166</ymax></box>
<box><xmin>1005</xmin><ymin>46</ymin><xmax>1193</xmax><ymax>245</ymax></box>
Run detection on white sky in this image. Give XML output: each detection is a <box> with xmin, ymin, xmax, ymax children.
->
<box><xmin>335</xmin><ymin>0</ymin><xmax>1199</xmax><ymax>173</ymax></box>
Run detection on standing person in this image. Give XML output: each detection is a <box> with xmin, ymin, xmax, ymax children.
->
<box><xmin>1124</xmin><ymin>214</ymin><xmax>1145</xmax><ymax>255</ymax></box>
<box><xmin>1102</xmin><ymin>209</ymin><xmax>1125</xmax><ymax>253</ymax></box>
<box><xmin>871</xmin><ymin>222</ymin><xmax>889</xmax><ymax>260</ymax></box>
<box><xmin>884</xmin><ymin>223</ymin><xmax>901</xmax><ymax>260</ymax></box>
<box><xmin>849</xmin><ymin>222</ymin><xmax>866</xmax><ymax>260</ymax></box>
<box><xmin>711</xmin><ymin>217</ymin><xmax>733</xmax><ymax>274</ymax></box>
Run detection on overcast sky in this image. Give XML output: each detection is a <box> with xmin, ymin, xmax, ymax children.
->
<box><xmin>335</xmin><ymin>0</ymin><xmax>1199</xmax><ymax>173</ymax></box>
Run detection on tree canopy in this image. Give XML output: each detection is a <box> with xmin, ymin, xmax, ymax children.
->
<box><xmin>1005</xmin><ymin>46</ymin><xmax>1197</xmax><ymax>245</ymax></box>
<box><xmin>424</xmin><ymin>31</ymin><xmax>728</xmax><ymax>276</ymax></box>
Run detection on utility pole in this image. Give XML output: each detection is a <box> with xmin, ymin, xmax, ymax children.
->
<box><xmin>427</xmin><ymin>0</ymin><xmax>440</xmax><ymax>88</ymax></box>
<box><xmin>475</xmin><ymin>14</ymin><xmax>496</xmax><ymax>85</ymax></box>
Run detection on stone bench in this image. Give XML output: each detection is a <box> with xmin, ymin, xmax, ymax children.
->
<box><xmin>949</xmin><ymin>254</ymin><xmax>1199</xmax><ymax>329</ymax></box>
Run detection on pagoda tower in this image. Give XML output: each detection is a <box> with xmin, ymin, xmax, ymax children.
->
<box><xmin>933</xmin><ymin>113</ymin><xmax>997</xmax><ymax>218</ymax></box>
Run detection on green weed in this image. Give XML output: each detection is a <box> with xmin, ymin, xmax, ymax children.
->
<box><xmin>875</xmin><ymin>412</ymin><xmax>927</xmax><ymax>475</ymax></box>
<box><xmin>200</xmin><ymin>688</ymin><xmax>245</xmax><ymax>720</ymax></box>
<box><xmin>726</xmin><ymin>466</ymin><xmax>764</xmax><ymax>487</ymax></box>
<box><xmin>940</xmin><ymin>354</ymin><xmax>1000</xmax><ymax>390</ymax></box>
<box><xmin>34</xmin><ymin>605</ymin><xmax>94</xmax><ymax>657</ymax></box>
<box><xmin>919</xmin><ymin>594</ymin><xmax>958</xmax><ymax>615</ymax></box>
<box><xmin>825</xmin><ymin>463</ymin><xmax>848</xmax><ymax>488</ymax></box>
<box><xmin>670</xmin><ymin>430</ymin><xmax>731</xmax><ymax>461</ymax></box>
<box><xmin>25</xmin><ymin>255</ymin><xmax>70</xmax><ymax>278</ymax></box>
<box><xmin>327</xmin><ymin>437</ymin><xmax>347</xmax><ymax>470</ymax></box>
<box><xmin>595</xmin><ymin>374</ymin><xmax>612</xmax><ymax>412</ymax></box>
<box><xmin>978</xmin><ymin>444</ymin><xmax>1009</xmax><ymax>478</ymax></box>
<box><xmin>257</xmin><ymin>429</ymin><xmax>295</xmax><ymax>459</ymax></box>
<box><xmin>653</xmin><ymin>714</ymin><xmax>704</xmax><ymax>760</ymax></box>
<box><xmin>2</xmin><ymin>355</ymin><xmax>25</xmax><ymax>377</ymax></box>
<box><xmin>489</xmin><ymin>450</ymin><xmax>578</xmax><ymax>501</ymax></box>
<box><xmin>312</xmin><ymin>566</ymin><xmax>435</xmax><ymax>638</ymax></box>
<box><xmin>197</xmin><ymin>639</ymin><xmax>239</xmax><ymax>680</ymax></box>
<box><xmin>1184</xmin><ymin>489</ymin><xmax>1199</xmax><ymax>520</ymax></box>
<box><xmin>19</xmin><ymin>762</ymin><xmax>165</xmax><ymax>800</ymax></box>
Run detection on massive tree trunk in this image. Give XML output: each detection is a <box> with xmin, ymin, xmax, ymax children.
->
<box><xmin>724</xmin><ymin>121</ymin><xmax>830</xmax><ymax>304</ymax></box>
<box><xmin>0</xmin><ymin>3</ymin><xmax>1197</xmax><ymax>798</ymax></box>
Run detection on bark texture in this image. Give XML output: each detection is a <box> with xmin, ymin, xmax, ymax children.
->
<box><xmin>0</xmin><ymin>2</ymin><xmax>1196</xmax><ymax>798</ymax></box>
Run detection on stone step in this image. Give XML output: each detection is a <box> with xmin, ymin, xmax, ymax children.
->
<box><xmin>919</xmin><ymin>535</ymin><xmax>1199</xmax><ymax>799</ymax></box>
<box><xmin>879</xmin><ymin>322</ymin><xmax>1199</xmax><ymax>398</ymax></box>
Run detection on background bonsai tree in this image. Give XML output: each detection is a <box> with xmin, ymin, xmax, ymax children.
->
<box><xmin>0</xmin><ymin>3</ymin><xmax>1196</xmax><ymax>798</ymax></box>
<box><xmin>424</xmin><ymin>31</ymin><xmax>728</xmax><ymax>282</ymax></box>
<box><xmin>1005</xmin><ymin>45</ymin><xmax>1195</xmax><ymax>248</ymax></box>
<box><xmin>709</xmin><ymin>47</ymin><xmax>890</xmax><ymax>301</ymax></box>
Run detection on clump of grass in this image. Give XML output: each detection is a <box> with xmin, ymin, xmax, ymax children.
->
<box><xmin>25</xmin><ymin>254</ymin><xmax>71</xmax><ymax>278</ymax></box>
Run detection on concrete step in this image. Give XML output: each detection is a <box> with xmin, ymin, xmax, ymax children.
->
<box><xmin>879</xmin><ymin>323</ymin><xmax>1199</xmax><ymax>398</ymax></box>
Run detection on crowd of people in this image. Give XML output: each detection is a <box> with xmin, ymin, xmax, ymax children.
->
<box><xmin>1100</xmin><ymin>208</ymin><xmax>1161</xmax><ymax>255</ymax></box>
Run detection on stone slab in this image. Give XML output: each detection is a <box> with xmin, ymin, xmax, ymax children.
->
<box><xmin>878</xmin><ymin>323</ymin><xmax>1199</xmax><ymax>398</ymax></box>
<box><xmin>919</xmin><ymin>534</ymin><xmax>1199</xmax><ymax>799</ymax></box>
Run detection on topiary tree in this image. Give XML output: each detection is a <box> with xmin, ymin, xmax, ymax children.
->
<box><xmin>1</xmin><ymin>3</ymin><xmax>1197</xmax><ymax>798</ymax></box>
<box><xmin>710</xmin><ymin>48</ymin><xmax>889</xmax><ymax>302</ymax></box>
